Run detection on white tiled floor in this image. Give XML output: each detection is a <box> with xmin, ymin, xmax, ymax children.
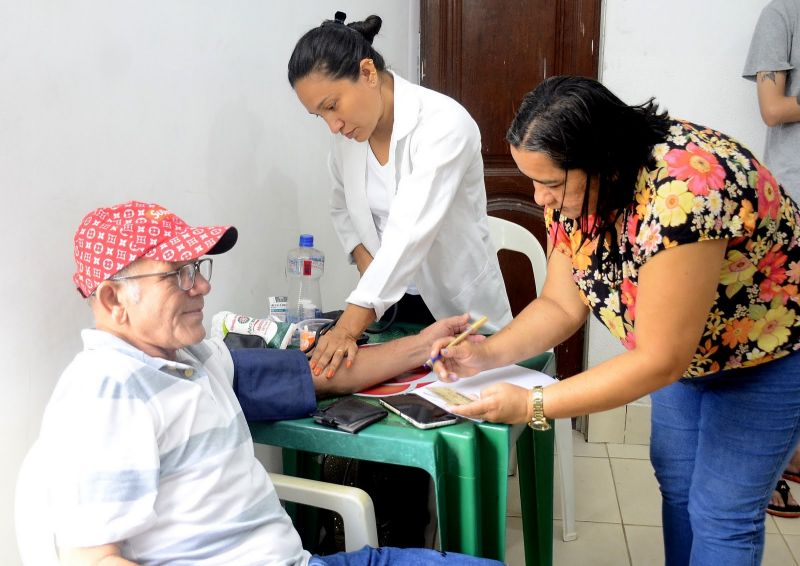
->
<box><xmin>503</xmin><ymin>431</ymin><xmax>800</xmax><ymax>566</ymax></box>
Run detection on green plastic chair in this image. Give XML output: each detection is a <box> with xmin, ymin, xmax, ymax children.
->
<box><xmin>248</xmin><ymin>323</ymin><xmax>556</xmax><ymax>565</ymax></box>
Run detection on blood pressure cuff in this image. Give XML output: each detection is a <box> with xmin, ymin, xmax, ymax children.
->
<box><xmin>229</xmin><ymin>347</ymin><xmax>316</xmax><ymax>421</ymax></box>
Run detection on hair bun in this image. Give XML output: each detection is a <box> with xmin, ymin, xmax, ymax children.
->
<box><xmin>349</xmin><ymin>14</ymin><xmax>382</xmax><ymax>44</ymax></box>
<box><xmin>288</xmin><ymin>12</ymin><xmax>387</xmax><ymax>86</ymax></box>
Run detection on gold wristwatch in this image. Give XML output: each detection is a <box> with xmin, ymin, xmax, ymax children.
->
<box><xmin>528</xmin><ymin>386</ymin><xmax>550</xmax><ymax>431</ymax></box>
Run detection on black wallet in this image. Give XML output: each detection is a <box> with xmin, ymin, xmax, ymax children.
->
<box><xmin>312</xmin><ymin>397</ymin><xmax>388</xmax><ymax>434</ymax></box>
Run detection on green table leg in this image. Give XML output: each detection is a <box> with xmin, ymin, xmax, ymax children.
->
<box><xmin>438</xmin><ymin>425</ymin><xmax>483</xmax><ymax>556</ymax></box>
<box><xmin>471</xmin><ymin>421</ymin><xmax>554</xmax><ymax>566</ymax></box>
<box><xmin>517</xmin><ymin>425</ymin><xmax>555</xmax><ymax>566</ymax></box>
<box><xmin>471</xmin><ymin>351</ymin><xmax>556</xmax><ymax>563</ymax></box>
<box><xmin>472</xmin><ymin>423</ymin><xmax>510</xmax><ymax>560</ymax></box>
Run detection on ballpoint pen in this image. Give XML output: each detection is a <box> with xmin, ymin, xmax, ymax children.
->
<box><xmin>425</xmin><ymin>315</ymin><xmax>488</xmax><ymax>369</ymax></box>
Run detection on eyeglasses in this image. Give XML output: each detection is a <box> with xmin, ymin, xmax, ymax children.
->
<box><xmin>109</xmin><ymin>258</ymin><xmax>213</xmax><ymax>291</ymax></box>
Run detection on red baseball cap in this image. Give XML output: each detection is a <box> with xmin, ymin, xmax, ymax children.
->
<box><xmin>73</xmin><ymin>201</ymin><xmax>238</xmax><ymax>297</ymax></box>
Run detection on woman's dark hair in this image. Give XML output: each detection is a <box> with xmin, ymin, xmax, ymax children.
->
<box><xmin>507</xmin><ymin>75</ymin><xmax>671</xmax><ymax>251</ymax></box>
<box><xmin>288</xmin><ymin>13</ymin><xmax>386</xmax><ymax>87</ymax></box>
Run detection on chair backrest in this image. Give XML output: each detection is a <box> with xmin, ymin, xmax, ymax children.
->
<box><xmin>15</xmin><ymin>441</ymin><xmax>59</xmax><ymax>566</ymax></box>
<box><xmin>488</xmin><ymin>216</ymin><xmax>548</xmax><ymax>297</ymax></box>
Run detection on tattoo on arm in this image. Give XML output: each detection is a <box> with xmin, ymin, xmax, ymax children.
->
<box><xmin>759</xmin><ymin>71</ymin><xmax>778</xmax><ymax>84</ymax></box>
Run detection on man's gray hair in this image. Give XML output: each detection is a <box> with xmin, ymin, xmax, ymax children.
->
<box><xmin>87</xmin><ymin>261</ymin><xmax>141</xmax><ymax>305</ymax></box>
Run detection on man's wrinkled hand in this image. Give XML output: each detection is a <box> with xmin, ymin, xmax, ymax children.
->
<box><xmin>419</xmin><ymin>313</ymin><xmax>471</xmax><ymax>343</ymax></box>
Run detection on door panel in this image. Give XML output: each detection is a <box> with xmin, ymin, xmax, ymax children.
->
<box><xmin>420</xmin><ymin>0</ymin><xmax>601</xmax><ymax>377</ymax></box>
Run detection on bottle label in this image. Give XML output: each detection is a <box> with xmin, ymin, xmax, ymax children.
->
<box><xmin>268</xmin><ymin>296</ymin><xmax>287</xmax><ymax>322</ymax></box>
<box><xmin>287</xmin><ymin>256</ymin><xmax>324</xmax><ymax>276</ymax></box>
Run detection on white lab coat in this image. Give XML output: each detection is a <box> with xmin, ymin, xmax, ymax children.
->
<box><xmin>328</xmin><ymin>72</ymin><xmax>512</xmax><ymax>330</ymax></box>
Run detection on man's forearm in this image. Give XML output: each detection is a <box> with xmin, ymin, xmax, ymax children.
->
<box><xmin>313</xmin><ymin>332</ymin><xmax>429</xmax><ymax>397</ymax></box>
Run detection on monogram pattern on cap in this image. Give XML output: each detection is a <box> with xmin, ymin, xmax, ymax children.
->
<box><xmin>72</xmin><ymin>201</ymin><xmax>232</xmax><ymax>297</ymax></box>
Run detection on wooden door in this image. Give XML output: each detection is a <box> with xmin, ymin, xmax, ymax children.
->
<box><xmin>420</xmin><ymin>0</ymin><xmax>602</xmax><ymax>377</ymax></box>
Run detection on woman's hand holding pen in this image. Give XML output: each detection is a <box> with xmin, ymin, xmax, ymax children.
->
<box><xmin>429</xmin><ymin>332</ymin><xmax>490</xmax><ymax>382</ymax></box>
<box><xmin>428</xmin><ymin>319</ymin><xmax>531</xmax><ymax>424</ymax></box>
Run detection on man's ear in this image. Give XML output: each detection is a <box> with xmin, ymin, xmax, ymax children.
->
<box><xmin>94</xmin><ymin>282</ymin><xmax>128</xmax><ymax>325</ymax></box>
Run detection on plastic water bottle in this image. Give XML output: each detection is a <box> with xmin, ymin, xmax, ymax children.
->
<box><xmin>286</xmin><ymin>234</ymin><xmax>325</xmax><ymax>323</ymax></box>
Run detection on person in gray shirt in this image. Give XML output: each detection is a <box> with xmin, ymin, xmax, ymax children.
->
<box><xmin>743</xmin><ymin>0</ymin><xmax>800</xmax><ymax>202</ymax></box>
<box><xmin>744</xmin><ymin>0</ymin><xmax>800</xmax><ymax>520</ymax></box>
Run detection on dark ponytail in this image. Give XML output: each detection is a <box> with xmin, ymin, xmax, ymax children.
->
<box><xmin>288</xmin><ymin>13</ymin><xmax>386</xmax><ymax>87</ymax></box>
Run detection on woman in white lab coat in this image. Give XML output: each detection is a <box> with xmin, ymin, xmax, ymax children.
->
<box><xmin>288</xmin><ymin>12</ymin><xmax>511</xmax><ymax>378</ymax></box>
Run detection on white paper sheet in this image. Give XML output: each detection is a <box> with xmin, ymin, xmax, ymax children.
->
<box><xmin>413</xmin><ymin>365</ymin><xmax>557</xmax><ymax>422</ymax></box>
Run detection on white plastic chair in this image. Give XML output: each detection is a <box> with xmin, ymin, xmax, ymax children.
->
<box><xmin>488</xmin><ymin>215</ymin><xmax>578</xmax><ymax>542</ymax></box>
<box><xmin>15</xmin><ymin>441</ymin><xmax>378</xmax><ymax>565</ymax></box>
<box><xmin>270</xmin><ymin>472</ymin><xmax>378</xmax><ymax>551</ymax></box>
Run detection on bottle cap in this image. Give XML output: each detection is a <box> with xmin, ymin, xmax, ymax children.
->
<box><xmin>299</xmin><ymin>234</ymin><xmax>314</xmax><ymax>247</ymax></box>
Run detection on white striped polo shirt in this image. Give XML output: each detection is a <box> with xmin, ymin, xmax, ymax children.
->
<box><xmin>39</xmin><ymin>329</ymin><xmax>310</xmax><ymax>565</ymax></box>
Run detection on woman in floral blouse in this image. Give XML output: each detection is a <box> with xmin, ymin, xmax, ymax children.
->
<box><xmin>430</xmin><ymin>76</ymin><xmax>800</xmax><ymax>565</ymax></box>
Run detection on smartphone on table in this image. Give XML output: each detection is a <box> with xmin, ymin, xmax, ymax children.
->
<box><xmin>379</xmin><ymin>394</ymin><xmax>459</xmax><ymax>429</ymax></box>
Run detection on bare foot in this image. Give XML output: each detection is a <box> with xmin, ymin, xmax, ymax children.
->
<box><xmin>771</xmin><ymin>486</ymin><xmax>799</xmax><ymax>508</ymax></box>
<box><xmin>768</xmin><ymin>480</ymin><xmax>800</xmax><ymax>518</ymax></box>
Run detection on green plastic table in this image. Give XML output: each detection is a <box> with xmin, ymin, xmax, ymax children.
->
<box><xmin>247</xmin><ymin>324</ymin><xmax>555</xmax><ymax>565</ymax></box>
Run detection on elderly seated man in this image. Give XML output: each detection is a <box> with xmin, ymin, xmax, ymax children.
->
<box><xmin>38</xmin><ymin>201</ymin><xmax>500</xmax><ymax>566</ymax></box>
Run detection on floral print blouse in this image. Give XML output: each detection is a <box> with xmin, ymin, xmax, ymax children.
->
<box><xmin>547</xmin><ymin>120</ymin><xmax>800</xmax><ymax>377</ymax></box>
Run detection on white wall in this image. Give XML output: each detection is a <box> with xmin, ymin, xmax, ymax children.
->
<box><xmin>588</xmin><ymin>0</ymin><xmax>771</xmax><ymax>368</ymax></box>
<box><xmin>0</xmin><ymin>1</ymin><xmax>414</xmax><ymax>562</ymax></box>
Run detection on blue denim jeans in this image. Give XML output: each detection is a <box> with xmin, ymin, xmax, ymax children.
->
<box><xmin>310</xmin><ymin>547</ymin><xmax>504</xmax><ymax>566</ymax></box>
<box><xmin>651</xmin><ymin>351</ymin><xmax>800</xmax><ymax>566</ymax></box>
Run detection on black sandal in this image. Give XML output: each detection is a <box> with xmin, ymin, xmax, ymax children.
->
<box><xmin>767</xmin><ymin>479</ymin><xmax>800</xmax><ymax>518</ymax></box>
